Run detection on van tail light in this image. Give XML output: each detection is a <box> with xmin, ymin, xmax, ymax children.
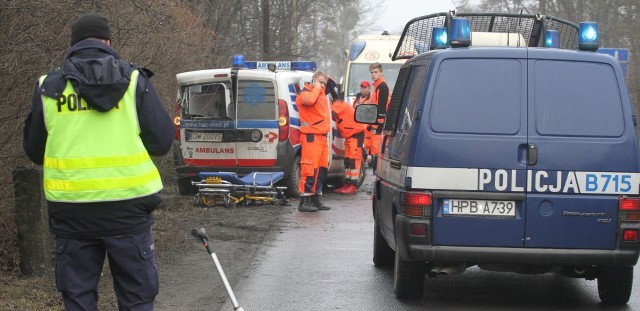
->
<box><xmin>278</xmin><ymin>99</ymin><xmax>289</xmax><ymax>142</ymax></box>
<box><xmin>619</xmin><ymin>197</ymin><xmax>640</xmax><ymax>211</ymax></box>
<box><xmin>400</xmin><ymin>191</ymin><xmax>432</xmax><ymax>217</ymax></box>
<box><xmin>623</xmin><ymin>229</ymin><xmax>638</xmax><ymax>241</ymax></box>
<box><xmin>173</xmin><ymin>99</ymin><xmax>181</xmax><ymax>140</ymax></box>
<box><xmin>619</xmin><ymin>197</ymin><xmax>640</xmax><ymax>222</ymax></box>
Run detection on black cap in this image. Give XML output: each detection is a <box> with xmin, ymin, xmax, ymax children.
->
<box><xmin>70</xmin><ymin>12</ymin><xmax>112</xmax><ymax>46</ymax></box>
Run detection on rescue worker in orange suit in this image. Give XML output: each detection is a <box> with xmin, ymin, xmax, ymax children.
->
<box><xmin>329</xmin><ymin>84</ymin><xmax>366</xmax><ymax>195</ymax></box>
<box><xmin>368</xmin><ymin>62</ymin><xmax>390</xmax><ymax>158</ymax></box>
<box><xmin>296</xmin><ymin>71</ymin><xmax>332</xmax><ymax>212</ymax></box>
<box><xmin>353</xmin><ymin>80</ymin><xmax>374</xmax><ymax>163</ymax></box>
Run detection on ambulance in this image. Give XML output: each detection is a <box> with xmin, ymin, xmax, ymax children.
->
<box><xmin>342</xmin><ymin>32</ymin><xmax>408</xmax><ymax>104</ymax></box>
<box><xmin>172</xmin><ymin>57</ymin><xmax>361</xmax><ymax>196</ymax></box>
<box><xmin>356</xmin><ymin>12</ymin><xmax>640</xmax><ymax>305</ymax></box>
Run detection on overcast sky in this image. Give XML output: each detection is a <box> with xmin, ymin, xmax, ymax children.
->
<box><xmin>371</xmin><ymin>0</ymin><xmax>457</xmax><ymax>34</ymax></box>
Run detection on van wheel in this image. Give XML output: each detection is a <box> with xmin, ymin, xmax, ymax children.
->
<box><xmin>373</xmin><ymin>214</ymin><xmax>394</xmax><ymax>267</ymax></box>
<box><xmin>597</xmin><ymin>266</ymin><xmax>633</xmax><ymax>305</ymax></box>
<box><xmin>393</xmin><ymin>248</ymin><xmax>425</xmax><ymax>299</ymax></box>
<box><xmin>285</xmin><ymin>155</ymin><xmax>301</xmax><ymax>198</ymax></box>
<box><xmin>356</xmin><ymin>157</ymin><xmax>367</xmax><ymax>188</ymax></box>
<box><xmin>178</xmin><ymin>176</ymin><xmax>198</xmax><ymax>195</ymax></box>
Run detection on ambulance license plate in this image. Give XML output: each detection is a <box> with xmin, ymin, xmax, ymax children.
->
<box><xmin>187</xmin><ymin>132</ymin><xmax>223</xmax><ymax>142</ymax></box>
<box><xmin>443</xmin><ymin>199</ymin><xmax>516</xmax><ymax>217</ymax></box>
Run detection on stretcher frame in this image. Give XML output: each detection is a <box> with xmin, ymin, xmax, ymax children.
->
<box><xmin>192</xmin><ymin>172</ymin><xmax>288</xmax><ymax>208</ymax></box>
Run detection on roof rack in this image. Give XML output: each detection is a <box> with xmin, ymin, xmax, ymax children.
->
<box><xmin>393</xmin><ymin>11</ymin><xmax>579</xmax><ymax>60</ymax></box>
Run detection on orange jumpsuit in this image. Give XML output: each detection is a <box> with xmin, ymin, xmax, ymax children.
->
<box><xmin>368</xmin><ymin>78</ymin><xmax>390</xmax><ymax>157</ymax></box>
<box><xmin>296</xmin><ymin>83</ymin><xmax>331</xmax><ymax>196</ymax></box>
<box><xmin>353</xmin><ymin>92</ymin><xmax>374</xmax><ymax>156</ymax></box>
<box><xmin>331</xmin><ymin>100</ymin><xmax>366</xmax><ymax>185</ymax></box>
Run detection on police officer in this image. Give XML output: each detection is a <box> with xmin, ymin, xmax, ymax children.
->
<box><xmin>23</xmin><ymin>12</ymin><xmax>174</xmax><ymax>310</ymax></box>
<box><xmin>295</xmin><ymin>71</ymin><xmax>332</xmax><ymax>212</ymax></box>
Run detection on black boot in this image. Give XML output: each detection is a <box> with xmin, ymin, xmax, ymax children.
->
<box><xmin>298</xmin><ymin>196</ymin><xmax>318</xmax><ymax>212</ymax></box>
<box><xmin>311</xmin><ymin>195</ymin><xmax>331</xmax><ymax>211</ymax></box>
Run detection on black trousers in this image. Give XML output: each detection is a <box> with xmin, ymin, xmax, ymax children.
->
<box><xmin>54</xmin><ymin>228</ymin><xmax>158</xmax><ymax>311</ymax></box>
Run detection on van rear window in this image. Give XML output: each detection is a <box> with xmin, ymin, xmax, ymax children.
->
<box><xmin>237</xmin><ymin>80</ymin><xmax>277</xmax><ymax>120</ymax></box>
<box><xmin>431</xmin><ymin>59</ymin><xmax>522</xmax><ymax>135</ymax></box>
<box><xmin>533</xmin><ymin>61</ymin><xmax>624</xmax><ymax>137</ymax></box>
<box><xmin>183</xmin><ymin>83</ymin><xmax>231</xmax><ymax>119</ymax></box>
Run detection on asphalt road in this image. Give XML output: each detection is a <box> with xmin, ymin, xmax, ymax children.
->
<box><xmin>222</xmin><ymin>169</ymin><xmax>640</xmax><ymax>311</ymax></box>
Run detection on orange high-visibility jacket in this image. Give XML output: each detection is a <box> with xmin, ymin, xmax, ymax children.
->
<box><xmin>296</xmin><ymin>83</ymin><xmax>331</xmax><ymax>134</ymax></box>
<box><xmin>331</xmin><ymin>100</ymin><xmax>366</xmax><ymax>139</ymax></box>
<box><xmin>370</xmin><ymin>78</ymin><xmax>390</xmax><ymax>126</ymax></box>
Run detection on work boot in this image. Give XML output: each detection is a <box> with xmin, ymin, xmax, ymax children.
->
<box><xmin>298</xmin><ymin>196</ymin><xmax>318</xmax><ymax>212</ymax></box>
<box><xmin>311</xmin><ymin>195</ymin><xmax>331</xmax><ymax>210</ymax></box>
<box><xmin>340</xmin><ymin>184</ymin><xmax>358</xmax><ymax>195</ymax></box>
<box><xmin>333</xmin><ymin>184</ymin><xmax>349</xmax><ymax>193</ymax></box>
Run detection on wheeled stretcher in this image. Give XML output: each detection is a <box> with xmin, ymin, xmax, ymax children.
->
<box><xmin>192</xmin><ymin>172</ymin><xmax>288</xmax><ymax>208</ymax></box>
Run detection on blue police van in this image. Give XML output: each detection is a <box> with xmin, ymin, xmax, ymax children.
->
<box><xmin>356</xmin><ymin>12</ymin><xmax>640</xmax><ymax>304</ymax></box>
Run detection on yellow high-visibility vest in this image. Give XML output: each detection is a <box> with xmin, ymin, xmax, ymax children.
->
<box><xmin>40</xmin><ymin>70</ymin><xmax>163</xmax><ymax>202</ymax></box>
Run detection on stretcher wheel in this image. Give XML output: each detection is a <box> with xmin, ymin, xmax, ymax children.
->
<box><xmin>223</xmin><ymin>196</ymin><xmax>235</xmax><ymax>208</ymax></box>
<box><xmin>193</xmin><ymin>194</ymin><xmax>201</xmax><ymax>206</ymax></box>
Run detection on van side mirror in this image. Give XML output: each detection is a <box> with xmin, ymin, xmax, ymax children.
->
<box><xmin>354</xmin><ymin>104</ymin><xmax>378</xmax><ymax>124</ymax></box>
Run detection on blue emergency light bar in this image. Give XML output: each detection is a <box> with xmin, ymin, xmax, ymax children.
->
<box><xmin>243</xmin><ymin>61</ymin><xmax>317</xmax><ymax>71</ymax></box>
<box><xmin>449</xmin><ymin>18</ymin><xmax>471</xmax><ymax>47</ymax></box>
<box><xmin>578</xmin><ymin>21</ymin><xmax>599</xmax><ymax>51</ymax></box>
<box><xmin>545</xmin><ymin>30</ymin><xmax>560</xmax><ymax>48</ymax></box>
<box><xmin>430</xmin><ymin>27</ymin><xmax>448</xmax><ymax>50</ymax></box>
<box><xmin>349</xmin><ymin>41</ymin><xmax>366</xmax><ymax>61</ymax></box>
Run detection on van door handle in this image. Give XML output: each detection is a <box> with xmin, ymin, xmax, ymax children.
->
<box><xmin>390</xmin><ymin>159</ymin><xmax>401</xmax><ymax>169</ymax></box>
<box><xmin>528</xmin><ymin>144</ymin><xmax>538</xmax><ymax>166</ymax></box>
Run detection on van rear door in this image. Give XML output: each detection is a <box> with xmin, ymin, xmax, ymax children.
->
<box><xmin>178</xmin><ymin>71</ymin><xmax>237</xmax><ymax>167</ymax></box>
<box><xmin>524</xmin><ymin>52</ymin><xmax>639</xmax><ymax>249</ymax></box>
<box><xmin>425</xmin><ymin>51</ymin><xmax>529</xmax><ymax>248</ymax></box>
<box><xmin>234</xmin><ymin>70</ymin><xmax>279</xmax><ymax>167</ymax></box>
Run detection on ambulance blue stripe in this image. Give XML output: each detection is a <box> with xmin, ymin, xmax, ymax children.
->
<box><xmin>237</xmin><ymin>120</ymin><xmax>279</xmax><ymax>128</ymax></box>
<box><xmin>288</xmin><ymin>84</ymin><xmax>296</xmax><ymax>93</ymax></box>
<box><xmin>180</xmin><ymin>120</ymin><xmax>234</xmax><ymax>130</ymax></box>
<box><xmin>290</xmin><ymin>117</ymin><xmax>300</xmax><ymax>127</ymax></box>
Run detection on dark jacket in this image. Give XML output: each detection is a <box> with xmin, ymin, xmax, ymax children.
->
<box><xmin>23</xmin><ymin>38</ymin><xmax>174</xmax><ymax>238</ymax></box>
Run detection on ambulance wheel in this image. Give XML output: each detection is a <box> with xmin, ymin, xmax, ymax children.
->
<box><xmin>285</xmin><ymin>155</ymin><xmax>302</xmax><ymax>198</ymax></box>
<box><xmin>178</xmin><ymin>176</ymin><xmax>198</xmax><ymax>195</ymax></box>
<box><xmin>373</xmin><ymin>213</ymin><xmax>394</xmax><ymax>267</ymax></box>
<box><xmin>393</xmin><ymin>248</ymin><xmax>425</xmax><ymax>299</ymax></box>
<box><xmin>597</xmin><ymin>266</ymin><xmax>633</xmax><ymax>305</ymax></box>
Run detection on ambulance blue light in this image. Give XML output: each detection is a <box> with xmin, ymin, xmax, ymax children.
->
<box><xmin>233</xmin><ymin>54</ymin><xmax>245</xmax><ymax>67</ymax></box>
<box><xmin>430</xmin><ymin>27</ymin><xmax>448</xmax><ymax>50</ymax></box>
<box><xmin>545</xmin><ymin>30</ymin><xmax>560</xmax><ymax>48</ymax></box>
<box><xmin>290</xmin><ymin>61</ymin><xmax>317</xmax><ymax>71</ymax></box>
<box><xmin>349</xmin><ymin>41</ymin><xmax>366</xmax><ymax>61</ymax></box>
<box><xmin>450</xmin><ymin>18</ymin><xmax>471</xmax><ymax>47</ymax></box>
<box><xmin>578</xmin><ymin>22</ymin><xmax>599</xmax><ymax>51</ymax></box>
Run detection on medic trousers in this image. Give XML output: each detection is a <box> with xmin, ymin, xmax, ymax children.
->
<box><xmin>54</xmin><ymin>228</ymin><xmax>158</xmax><ymax>311</ymax></box>
<box><xmin>364</xmin><ymin>129</ymin><xmax>381</xmax><ymax>157</ymax></box>
<box><xmin>299</xmin><ymin>133</ymin><xmax>329</xmax><ymax>196</ymax></box>
<box><xmin>344</xmin><ymin>131</ymin><xmax>364</xmax><ymax>185</ymax></box>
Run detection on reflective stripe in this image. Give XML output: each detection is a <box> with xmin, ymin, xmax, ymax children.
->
<box><xmin>45</xmin><ymin>168</ymin><xmax>160</xmax><ymax>192</ymax></box>
<box><xmin>44</xmin><ymin>152</ymin><xmax>151</xmax><ymax>170</ymax></box>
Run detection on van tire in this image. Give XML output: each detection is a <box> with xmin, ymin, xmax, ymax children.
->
<box><xmin>285</xmin><ymin>155</ymin><xmax>302</xmax><ymax>198</ymax></box>
<box><xmin>356</xmin><ymin>157</ymin><xmax>367</xmax><ymax>188</ymax></box>
<box><xmin>177</xmin><ymin>176</ymin><xmax>198</xmax><ymax>195</ymax></box>
<box><xmin>597</xmin><ymin>266</ymin><xmax>633</xmax><ymax>305</ymax></box>
<box><xmin>373</xmin><ymin>214</ymin><xmax>394</xmax><ymax>267</ymax></box>
<box><xmin>393</xmin><ymin>248</ymin><xmax>425</xmax><ymax>299</ymax></box>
